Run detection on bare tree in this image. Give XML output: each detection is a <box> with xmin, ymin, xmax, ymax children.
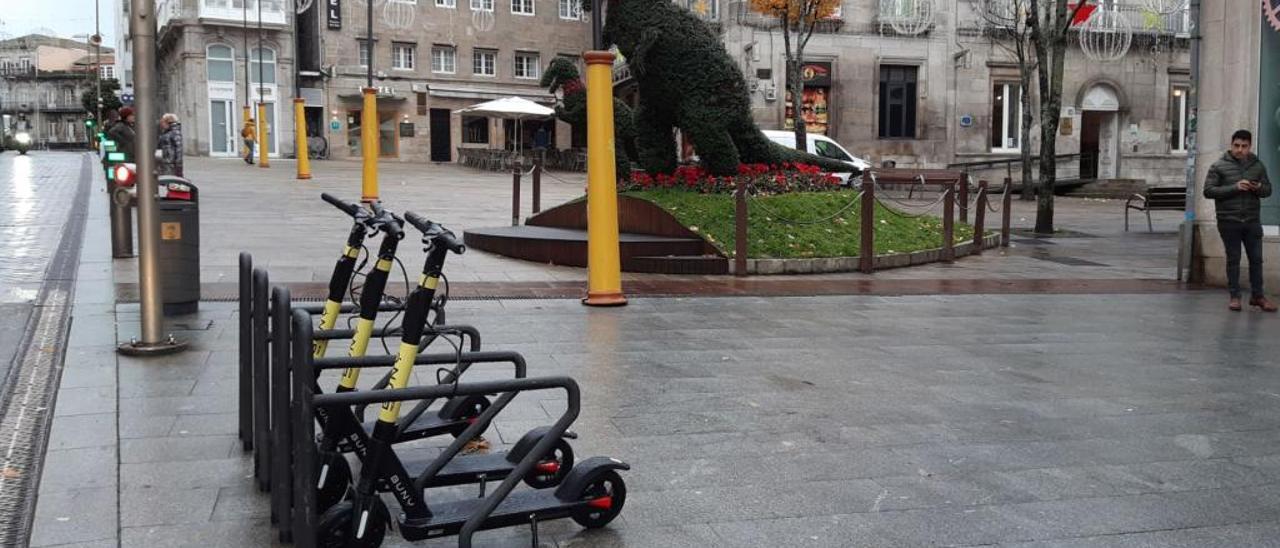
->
<box><xmin>750</xmin><ymin>0</ymin><xmax>841</xmax><ymax>152</ymax></box>
<box><xmin>1026</xmin><ymin>0</ymin><xmax>1091</xmax><ymax>234</ymax></box>
<box><xmin>975</xmin><ymin>0</ymin><xmax>1037</xmax><ymax>201</ymax></box>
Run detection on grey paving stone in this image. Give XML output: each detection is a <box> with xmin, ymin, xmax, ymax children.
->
<box><xmin>120</xmin><ymin>435</ymin><xmax>239</xmax><ymax>464</ymax></box>
<box><xmin>37</xmin><ymin>446</ymin><xmax>117</xmax><ymax>492</ymax></box>
<box><xmin>168</xmin><ymin>412</ymin><xmax>240</xmax><ymax>437</ymax></box>
<box><xmin>55</xmin><ymin>363</ymin><xmax>116</xmax><ymax>390</ymax></box>
<box><xmin>28</xmin><ymin>487</ymin><xmax>117</xmax><ymax>547</ymax></box>
<box><xmin>52</xmin><ymin>386</ymin><xmax>115</xmax><ymax>417</ymax></box>
<box><xmin>45</xmin><ymin>413</ymin><xmax>116</xmax><ymax>451</ymax></box>
<box><xmin>121</xmin><ymin>486</ymin><xmax>219</xmax><ymax>527</ymax></box>
<box><xmin>121</xmin><ymin>457</ymin><xmax>251</xmax><ymax>490</ymax></box>
<box><xmin>626</xmin><ymin>479</ymin><xmax>884</xmax><ymax>525</ymax></box>
<box><xmin>121</xmin><ymin>519</ymin><xmax>275</xmax><ymax>548</ymax></box>
<box><xmin>119</xmin><ymin>413</ymin><xmax>178</xmax><ymax>439</ymax></box>
<box><xmin>208</xmin><ymin>485</ymin><xmax>271</xmax><ymax>522</ymax></box>
<box><xmin>1000</xmin><ymin>520</ymin><xmax>1280</xmax><ymax>548</ymax></box>
<box><xmin>119</xmin><ymin>379</ymin><xmax>197</xmax><ymax>399</ymax></box>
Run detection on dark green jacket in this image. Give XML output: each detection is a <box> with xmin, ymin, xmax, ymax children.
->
<box><xmin>1204</xmin><ymin>151</ymin><xmax>1272</xmax><ymax>223</ymax></box>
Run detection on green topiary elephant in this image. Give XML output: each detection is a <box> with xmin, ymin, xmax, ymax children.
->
<box><xmin>599</xmin><ymin>0</ymin><xmax>854</xmax><ymax>177</ymax></box>
<box><xmin>540</xmin><ymin>57</ymin><xmax>638</xmax><ymax>179</ymax></box>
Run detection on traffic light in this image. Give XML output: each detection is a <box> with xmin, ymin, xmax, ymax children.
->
<box><xmin>85</xmin><ymin>118</ymin><xmax>96</xmax><ymax>129</ymax></box>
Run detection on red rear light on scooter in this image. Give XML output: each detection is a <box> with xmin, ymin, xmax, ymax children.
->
<box><xmin>586</xmin><ymin>496</ymin><xmax>613</xmax><ymax>510</ymax></box>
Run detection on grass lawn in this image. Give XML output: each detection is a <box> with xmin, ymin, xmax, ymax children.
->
<box><xmin>626</xmin><ymin>189</ymin><xmax>977</xmax><ymax>259</ymax></box>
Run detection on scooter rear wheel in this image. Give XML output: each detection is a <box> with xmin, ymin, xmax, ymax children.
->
<box><xmin>447</xmin><ymin>395</ymin><xmax>491</xmax><ymax>438</ymax></box>
<box><xmin>523</xmin><ymin>438</ymin><xmax>574</xmax><ymax>489</ymax></box>
<box><xmin>570</xmin><ymin>471</ymin><xmax>626</xmax><ymax>529</ymax></box>
<box><xmin>317</xmin><ymin>498</ymin><xmax>388</xmax><ymax>548</ymax></box>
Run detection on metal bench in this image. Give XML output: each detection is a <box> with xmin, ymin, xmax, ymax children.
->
<box><xmin>1125</xmin><ymin>186</ymin><xmax>1186</xmax><ymax>232</ymax></box>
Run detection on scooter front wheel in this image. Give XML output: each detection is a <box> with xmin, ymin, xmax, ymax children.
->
<box><xmin>315</xmin><ymin>450</ymin><xmax>353</xmax><ymax>514</ymax></box>
<box><xmin>317</xmin><ymin>498</ymin><xmax>388</xmax><ymax>548</ymax></box>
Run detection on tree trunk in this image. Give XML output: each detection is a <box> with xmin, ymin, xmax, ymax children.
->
<box><xmin>1029</xmin><ymin>0</ymin><xmax>1068</xmax><ymax>235</ymax></box>
<box><xmin>781</xmin><ymin>21</ymin><xmax>807</xmax><ymax>153</ymax></box>
<box><xmin>1018</xmin><ymin>38</ymin><xmax>1035</xmax><ymax>202</ymax></box>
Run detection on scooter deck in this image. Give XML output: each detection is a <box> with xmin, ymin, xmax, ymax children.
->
<box><xmin>399</xmin><ymin>490</ymin><xmax>578</xmax><ymax>541</ymax></box>
<box><xmin>359</xmin><ymin>411</ymin><xmax>462</xmax><ymax>446</ymax></box>
<box><xmin>400</xmin><ymin>451</ymin><xmax>517</xmax><ymax>488</ymax></box>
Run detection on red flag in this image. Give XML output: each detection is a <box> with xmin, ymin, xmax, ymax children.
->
<box><xmin>1068</xmin><ymin>2</ymin><xmax>1097</xmax><ymax>26</ymax></box>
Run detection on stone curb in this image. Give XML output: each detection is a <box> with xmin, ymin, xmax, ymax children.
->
<box><xmin>733</xmin><ymin>233</ymin><xmax>1002</xmax><ymax>275</ymax></box>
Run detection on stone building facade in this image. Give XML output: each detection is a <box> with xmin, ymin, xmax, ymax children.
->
<box><xmin>0</xmin><ymin>35</ymin><xmax>115</xmax><ymax>149</ymax></box>
<box><xmin>149</xmin><ymin>0</ymin><xmax>296</xmax><ymax>158</ymax></box>
<box><xmin>313</xmin><ymin>0</ymin><xmax>591</xmax><ymax>162</ymax></box>
<box><xmin>638</xmin><ymin>0</ymin><xmax>1194</xmax><ymax>187</ymax></box>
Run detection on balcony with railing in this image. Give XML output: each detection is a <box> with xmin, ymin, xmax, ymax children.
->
<box><xmin>980</xmin><ymin>1</ymin><xmax>1191</xmax><ymax>37</ymax></box>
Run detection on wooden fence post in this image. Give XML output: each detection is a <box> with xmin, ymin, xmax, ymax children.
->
<box><xmin>735</xmin><ymin>183</ymin><xmax>748</xmax><ymax>277</ymax></box>
<box><xmin>958</xmin><ymin>175</ymin><xmax>969</xmax><ymax>224</ymax></box>
<box><xmin>973</xmin><ymin>180</ymin><xmax>987</xmax><ymax>256</ymax></box>
<box><xmin>942</xmin><ymin>184</ymin><xmax>955</xmax><ymax>263</ymax></box>
<box><xmin>1001</xmin><ymin>178</ymin><xmax>1013</xmax><ymax>247</ymax></box>
<box><xmin>860</xmin><ymin>181</ymin><xmax>875</xmax><ymax>274</ymax></box>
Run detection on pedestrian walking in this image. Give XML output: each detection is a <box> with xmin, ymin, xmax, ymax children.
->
<box><xmin>241</xmin><ymin>118</ymin><xmax>256</xmax><ymax>165</ymax></box>
<box><xmin>158</xmin><ymin>113</ymin><xmax>184</xmax><ymax>177</ymax></box>
<box><xmin>1204</xmin><ymin>129</ymin><xmax>1276</xmax><ymax>312</ymax></box>
<box><xmin>533</xmin><ymin>125</ymin><xmax>549</xmax><ymax>164</ymax></box>
<box><xmin>107</xmin><ymin>106</ymin><xmax>137</xmax><ymax>162</ymax></box>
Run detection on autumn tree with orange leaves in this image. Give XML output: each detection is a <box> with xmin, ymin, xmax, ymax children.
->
<box><xmin>748</xmin><ymin>0</ymin><xmax>841</xmax><ymax>153</ymax></box>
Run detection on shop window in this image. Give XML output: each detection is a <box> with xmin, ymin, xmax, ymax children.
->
<box><xmin>1170</xmin><ymin>85</ymin><xmax>1189</xmax><ymax>152</ymax></box>
<box><xmin>514</xmin><ymin>52</ymin><xmax>540</xmax><ymax>80</ymax></box>
<box><xmin>878</xmin><ymin>65</ymin><xmax>917</xmax><ymax>139</ymax></box>
<box><xmin>463</xmin><ymin>116</ymin><xmax>490</xmax><ymax>144</ymax></box>
<box><xmin>991</xmin><ymin>82</ymin><xmax>1022</xmax><ymax>152</ymax></box>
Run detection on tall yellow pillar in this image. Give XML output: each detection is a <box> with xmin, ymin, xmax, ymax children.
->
<box><xmin>294</xmin><ymin>98</ymin><xmax>311</xmax><ymax>180</ymax></box>
<box><xmin>360</xmin><ymin>87</ymin><xmax>379</xmax><ymax>202</ymax></box>
<box><xmin>581</xmin><ymin>51</ymin><xmax>626</xmax><ymax>307</ymax></box>
<box><xmin>257</xmin><ymin>102</ymin><xmax>270</xmax><ymax>168</ymax></box>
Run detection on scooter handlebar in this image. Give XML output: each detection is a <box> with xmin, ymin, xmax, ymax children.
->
<box><xmin>404</xmin><ymin>211</ymin><xmax>466</xmax><ymax>254</ymax></box>
<box><xmin>320</xmin><ymin>193</ymin><xmax>360</xmax><ymax>217</ymax></box>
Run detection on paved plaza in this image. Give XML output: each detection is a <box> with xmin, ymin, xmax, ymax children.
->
<box><xmin>10</xmin><ymin>153</ymin><xmax>1280</xmax><ymax>547</ymax></box>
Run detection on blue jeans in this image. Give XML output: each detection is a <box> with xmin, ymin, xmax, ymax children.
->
<box><xmin>1218</xmin><ymin>220</ymin><xmax>1265</xmax><ymax>298</ymax></box>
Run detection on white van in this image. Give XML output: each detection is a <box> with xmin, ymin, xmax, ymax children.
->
<box><xmin>762</xmin><ymin>129</ymin><xmax>870</xmax><ymax>186</ymax></box>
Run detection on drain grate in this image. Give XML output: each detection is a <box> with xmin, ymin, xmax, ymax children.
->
<box><xmin>0</xmin><ymin>155</ymin><xmax>91</xmax><ymax>545</ymax></box>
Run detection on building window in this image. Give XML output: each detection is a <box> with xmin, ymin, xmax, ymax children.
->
<box><xmin>124</xmin><ymin>69</ymin><xmax>133</xmax><ymax>86</ymax></box>
<box><xmin>511</xmin><ymin>0</ymin><xmax>533</xmax><ymax>14</ymax></box>
<box><xmin>463</xmin><ymin>116</ymin><xmax>489</xmax><ymax>144</ymax></box>
<box><xmin>473</xmin><ymin>49</ymin><xmax>496</xmax><ymax>77</ymax></box>
<box><xmin>558</xmin><ymin>0</ymin><xmax>581</xmax><ymax>19</ymax></box>
<box><xmin>514</xmin><ymin>52</ymin><xmax>539</xmax><ymax>79</ymax></box>
<box><xmin>417</xmin><ymin>92</ymin><xmax>427</xmax><ymax>115</ymax></box>
<box><xmin>392</xmin><ymin>42</ymin><xmax>416</xmax><ymax>70</ymax></box>
<box><xmin>470</xmin><ymin>0</ymin><xmax>493</xmax><ymax>11</ymax></box>
<box><xmin>1170</xmin><ymin>85</ymin><xmax>1189</xmax><ymax>153</ymax></box>
<box><xmin>431</xmin><ymin>46</ymin><xmax>456</xmax><ymax>74</ymax></box>
<box><xmin>358</xmin><ymin>40</ymin><xmax>370</xmax><ymax>68</ymax></box>
<box><xmin>100</xmin><ymin>65</ymin><xmax>115</xmax><ymax>80</ymax></box>
<box><xmin>250</xmin><ymin>47</ymin><xmax>276</xmax><ymax>84</ymax></box>
<box><xmin>436</xmin><ymin>0</ymin><xmax>455</xmax><ymax>6</ymax></box>
<box><xmin>991</xmin><ymin>82</ymin><xmax>1022</xmax><ymax>152</ymax></box>
<box><xmin>878</xmin><ymin>64</ymin><xmax>917</xmax><ymax>139</ymax></box>
<box><xmin>206</xmin><ymin>44</ymin><xmax>235</xmax><ymax>82</ymax></box>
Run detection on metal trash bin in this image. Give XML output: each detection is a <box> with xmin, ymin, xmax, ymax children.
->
<box><xmin>156</xmin><ymin>176</ymin><xmax>200</xmax><ymax>315</ymax></box>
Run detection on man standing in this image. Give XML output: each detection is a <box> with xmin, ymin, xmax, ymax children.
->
<box><xmin>1204</xmin><ymin>129</ymin><xmax>1276</xmax><ymax>312</ymax></box>
<box><xmin>107</xmin><ymin>107</ymin><xmax>137</xmax><ymax>162</ymax></box>
<box><xmin>158</xmin><ymin>113</ymin><xmax>184</xmax><ymax>177</ymax></box>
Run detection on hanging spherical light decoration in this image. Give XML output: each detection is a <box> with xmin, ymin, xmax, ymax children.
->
<box><xmin>1138</xmin><ymin>0</ymin><xmax>1187</xmax><ymax>15</ymax></box>
<box><xmin>885</xmin><ymin>0</ymin><xmax>936</xmax><ymax>36</ymax></box>
<box><xmin>1079</xmin><ymin>7</ymin><xmax>1133</xmax><ymax>63</ymax></box>
<box><xmin>382</xmin><ymin>0</ymin><xmax>416</xmax><ymax>30</ymax></box>
<box><xmin>294</xmin><ymin>0</ymin><xmax>314</xmax><ymax>14</ymax></box>
<box><xmin>471</xmin><ymin>8</ymin><xmax>496</xmax><ymax>32</ymax></box>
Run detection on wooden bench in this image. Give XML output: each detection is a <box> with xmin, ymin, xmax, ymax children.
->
<box><xmin>1125</xmin><ymin>186</ymin><xmax>1186</xmax><ymax>232</ymax></box>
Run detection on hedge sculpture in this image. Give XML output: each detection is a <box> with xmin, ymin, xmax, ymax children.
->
<box><xmin>599</xmin><ymin>0</ymin><xmax>854</xmax><ymax>176</ymax></box>
<box><xmin>540</xmin><ymin>57</ymin><xmax>638</xmax><ymax>178</ymax></box>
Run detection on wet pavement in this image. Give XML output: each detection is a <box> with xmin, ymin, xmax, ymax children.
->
<box><xmin>27</xmin><ymin>155</ymin><xmax>1280</xmax><ymax>547</ymax></box>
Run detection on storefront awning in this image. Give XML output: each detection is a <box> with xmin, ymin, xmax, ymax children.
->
<box><xmin>412</xmin><ymin>83</ymin><xmax>555</xmax><ymax>104</ymax></box>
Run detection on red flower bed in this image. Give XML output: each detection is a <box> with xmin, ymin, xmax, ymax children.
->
<box><xmin>619</xmin><ymin>163</ymin><xmax>843</xmax><ymax>194</ymax></box>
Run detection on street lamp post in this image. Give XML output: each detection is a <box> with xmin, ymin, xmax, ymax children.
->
<box><xmin>359</xmin><ymin>0</ymin><xmax>378</xmax><ymax>202</ymax></box>
<box><xmin>257</xmin><ymin>0</ymin><xmax>270</xmax><ymax>167</ymax></box>
<box><xmin>118</xmin><ymin>0</ymin><xmax>187</xmax><ymax>356</ymax></box>
<box><xmin>581</xmin><ymin>0</ymin><xmax>625</xmax><ymax>306</ymax></box>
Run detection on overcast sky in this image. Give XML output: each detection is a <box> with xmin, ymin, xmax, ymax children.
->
<box><xmin>2</xmin><ymin>0</ymin><xmax>116</xmax><ymax>47</ymax></box>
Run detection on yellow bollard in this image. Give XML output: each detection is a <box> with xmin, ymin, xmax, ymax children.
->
<box><xmin>257</xmin><ymin>102</ymin><xmax>270</xmax><ymax>168</ymax></box>
<box><xmin>360</xmin><ymin>87</ymin><xmax>379</xmax><ymax>202</ymax></box>
<box><xmin>581</xmin><ymin>51</ymin><xmax>626</xmax><ymax>307</ymax></box>
<box><xmin>294</xmin><ymin>98</ymin><xmax>311</xmax><ymax>180</ymax></box>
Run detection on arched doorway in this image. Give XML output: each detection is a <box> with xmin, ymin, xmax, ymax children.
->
<box><xmin>1079</xmin><ymin>83</ymin><xmax>1121</xmax><ymax>180</ymax></box>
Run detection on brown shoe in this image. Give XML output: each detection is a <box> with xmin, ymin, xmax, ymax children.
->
<box><xmin>1250</xmin><ymin>296</ymin><xmax>1278</xmax><ymax>312</ymax></box>
<box><xmin>1229</xmin><ymin>297</ymin><xmax>1242</xmax><ymax>311</ymax></box>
